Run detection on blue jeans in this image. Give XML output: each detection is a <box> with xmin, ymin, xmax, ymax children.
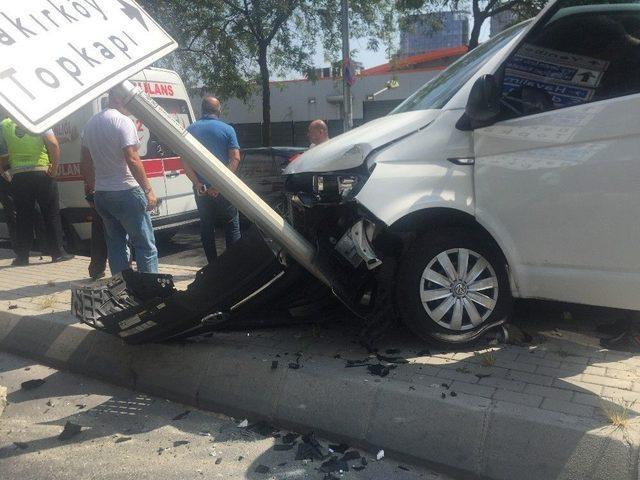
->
<box><xmin>94</xmin><ymin>187</ymin><xmax>158</xmax><ymax>274</ymax></box>
<box><xmin>194</xmin><ymin>192</ymin><xmax>241</xmax><ymax>264</ymax></box>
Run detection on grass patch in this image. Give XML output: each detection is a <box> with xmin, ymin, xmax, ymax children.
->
<box><xmin>475</xmin><ymin>351</ymin><xmax>497</xmax><ymax>367</ymax></box>
<box><xmin>601</xmin><ymin>398</ymin><xmax>636</xmax><ymax>429</ymax></box>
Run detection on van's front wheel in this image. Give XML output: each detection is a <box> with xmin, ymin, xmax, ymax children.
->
<box><xmin>396</xmin><ymin>228</ymin><xmax>512</xmax><ymax>345</ymax></box>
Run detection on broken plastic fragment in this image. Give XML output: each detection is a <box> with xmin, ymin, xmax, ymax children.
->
<box><xmin>274</xmin><ymin>444</ymin><xmax>294</xmax><ymax>451</ymax></box>
<box><xmin>237</xmin><ymin>419</ymin><xmax>249</xmax><ymax>428</ymax></box>
<box><xmin>319</xmin><ymin>456</ymin><xmax>349</xmax><ymax>473</ymax></box>
<box><xmin>58</xmin><ymin>421</ymin><xmax>82</xmax><ymax>441</ymax></box>
<box><xmin>328</xmin><ymin>443</ymin><xmax>349</xmax><ymax>454</ymax></box>
<box><xmin>115</xmin><ymin>437</ymin><xmax>132</xmax><ymax>444</ymax></box>
<box><xmin>215</xmin><ymin>458</ymin><xmax>222</xmax><ymax>465</ymax></box>
<box><xmin>376</xmin><ymin>450</ymin><xmax>385</xmax><ymax>461</ymax></box>
<box><xmin>367</xmin><ymin>364</ymin><xmax>396</xmax><ymax>377</ymax></box>
<box><xmin>173</xmin><ymin>440</ymin><xmax>190</xmax><ymax>447</ymax></box>
<box><xmin>21</xmin><ymin>379</ymin><xmax>46</xmax><ymax>390</ymax></box>
<box><xmin>172</xmin><ymin>410</ymin><xmax>191</xmax><ymax>421</ymax></box>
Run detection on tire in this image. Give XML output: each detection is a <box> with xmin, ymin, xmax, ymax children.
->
<box><xmin>396</xmin><ymin>227</ymin><xmax>512</xmax><ymax>345</ymax></box>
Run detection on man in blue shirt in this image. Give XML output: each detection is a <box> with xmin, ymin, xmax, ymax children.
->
<box><xmin>184</xmin><ymin>97</ymin><xmax>241</xmax><ymax>263</ymax></box>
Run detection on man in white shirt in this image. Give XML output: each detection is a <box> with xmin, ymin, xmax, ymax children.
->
<box><xmin>80</xmin><ymin>90</ymin><xmax>159</xmax><ymax>274</ymax></box>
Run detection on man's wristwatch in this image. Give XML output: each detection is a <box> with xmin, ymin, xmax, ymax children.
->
<box><xmin>143</xmin><ymin>187</ymin><xmax>152</xmax><ymax>194</ymax></box>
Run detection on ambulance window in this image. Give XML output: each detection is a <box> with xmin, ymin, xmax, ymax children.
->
<box><xmin>499</xmin><ymin>0</ymin><xmax>640</xmax><ymax>119</ymax></box>
<box><xmin>137</xmin><ymin>98</ymin><xmax>193</xmax><ymax>160</ymax></box>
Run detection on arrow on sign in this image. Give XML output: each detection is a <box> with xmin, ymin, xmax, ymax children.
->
<box><xmin>118</xmin><ymin>0</ymin><xmax>149</xmax><ymax>31</ymax></box>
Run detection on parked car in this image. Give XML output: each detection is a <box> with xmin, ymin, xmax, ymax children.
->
<box><xmin>238</xmin><ymin>147</ymin><xmax>307</xmax><ymax>215</ymax></box>
<box><xmin>283</xmin><ymin>0</ymin><xmax>640</xmax><ymax>344</ymax></box>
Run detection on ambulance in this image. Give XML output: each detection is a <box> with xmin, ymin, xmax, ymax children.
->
<box><xmin>0</xmin><ymin>67</ymin><xmax>198</xmax><ymax>250</ymax></box>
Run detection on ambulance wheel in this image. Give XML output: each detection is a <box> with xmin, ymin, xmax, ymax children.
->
<box><xmin>396</xmin><ymin>228</ymin><xmax>512</xmax><ymax>345</ymax></box>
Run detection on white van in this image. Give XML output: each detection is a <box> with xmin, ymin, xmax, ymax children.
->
<box><xmin>1</xmin><ymin>67</ymin><xmax>198</xmax><ymax>249</ymax></box>
<box><xmin>283</xmin><ymin>0</ymin><xmax>640</xmax><ymax>344</ymax></box>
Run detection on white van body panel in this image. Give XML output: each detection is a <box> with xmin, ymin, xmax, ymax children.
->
<box><xmin>285</xmin><ymin>110</ymin><xmax>439</xmax><ymax>174</ymax></box>
<box><xmin>474</xmin><ymin>94</ymin><xmax>640</xmax><ymax>310</ymax></box>
<box><xmin>356</xmin><ymin>109</ymin><xmax>476</xmax><ymax>226</ymax></box>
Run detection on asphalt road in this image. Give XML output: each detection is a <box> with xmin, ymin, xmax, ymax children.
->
<box><xmin>0</xmin><ymin>351</ymin><xmax>452</xmax><ymax>480</ymax></box>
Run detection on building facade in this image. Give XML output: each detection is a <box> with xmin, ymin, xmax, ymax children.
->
<box><xmin>399</xmin><ymin>11</ymin><xmax>469</xmax><ymax>57</ymax></box>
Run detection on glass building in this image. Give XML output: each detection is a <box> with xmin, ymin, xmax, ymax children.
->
<box><xmin>399</xmin><ymin>11</ymin><xmax>469</xmax><ymax>57</ymax></box>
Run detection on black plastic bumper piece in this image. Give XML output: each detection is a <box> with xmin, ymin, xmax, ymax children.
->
<box><xmin>72</xmin><ymin>226</ymin><xmax>286</xmax><ymax>344</ymax></box>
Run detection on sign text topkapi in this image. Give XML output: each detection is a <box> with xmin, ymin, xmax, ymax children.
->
<box><xmin>0</xmin><ymin>0</ymin><xmax>177</xmax><ymax>133</ymax></box>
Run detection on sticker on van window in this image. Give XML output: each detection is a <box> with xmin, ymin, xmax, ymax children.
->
<box><xmin>504</xmin><ymin>43</ymin><xmax>610</xmax><ymax>109</ymax></box>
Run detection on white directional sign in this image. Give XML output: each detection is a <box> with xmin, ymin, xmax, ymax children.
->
<box><xmin>0</xmin><ymin>0</ymin><xmax>177</xmax><ymax>133</ymax></box>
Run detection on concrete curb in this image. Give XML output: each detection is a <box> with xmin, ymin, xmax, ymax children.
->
<box><xmin>1</xmin><ymin>310</ymin><xmax>639</xmax><ymax>480</ymax></box>
<box><xmin>0</xmin><ymin>384</ymin><xmax>6</xmax><ymax>417</ymax></box>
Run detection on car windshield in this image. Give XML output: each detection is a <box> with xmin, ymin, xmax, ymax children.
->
<box><xmin>392</xmin><ymin>21</ymin><xmax>531</xmax><ymax>113</ymax></box>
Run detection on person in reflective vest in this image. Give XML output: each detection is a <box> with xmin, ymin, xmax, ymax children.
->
<box><xmin>0</xmin><ymin>118</ymin><xmax>73</xmax><ymax>266</ymax></box>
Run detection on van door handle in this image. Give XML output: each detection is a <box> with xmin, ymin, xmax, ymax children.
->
<box><xmin>165</xmin><ymin>171</ymin><xmax>180</xmax><ymax>179</ymax></box>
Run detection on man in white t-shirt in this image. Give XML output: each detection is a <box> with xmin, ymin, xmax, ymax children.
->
<box><xmin>80</xmin><ymin>90</ymin><xmax>159</xmax><ymax>274</ymax></box>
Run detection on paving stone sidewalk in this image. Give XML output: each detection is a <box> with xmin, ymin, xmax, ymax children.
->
<box><xmin>1</xmin><ymin>248</ymin><xmax>640</xmax><ymax>479</ymax></box>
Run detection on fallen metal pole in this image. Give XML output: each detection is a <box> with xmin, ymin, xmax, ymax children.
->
<box><xmin>114</xmin><ymin>81</ymin><xmax>329</xmax><ymax>287</ymax></box>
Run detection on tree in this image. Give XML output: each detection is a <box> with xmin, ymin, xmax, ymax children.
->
<box><xmin>397</xmin><ymin>0</ymin><xmax>545</xmax><ymax>50</ymax></box>
<box><xmin>140</xmin><ymin>0</ymin><xmax>396</xmax><ymax>145</ymax></box>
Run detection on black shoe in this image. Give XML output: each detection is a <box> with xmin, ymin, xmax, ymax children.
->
<box><xmin>52</xmin><ymin>253</ymin><xmax>75</xmax><ymax>263</ymax></box>
<box><xmin>12</xmin><ymin>257</ymin><xmax>29</xmax><ymax>266</ymax></box>
<box><xmin>90</xmin><ymin>271</ymin><xmax>106</xmax><ymax>280</ymax></box>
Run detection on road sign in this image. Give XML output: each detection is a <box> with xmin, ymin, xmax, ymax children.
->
<box><xmin>0</xmin><ymin>0</ymin><xmax>177</xmax><ymax>133</ymax></box>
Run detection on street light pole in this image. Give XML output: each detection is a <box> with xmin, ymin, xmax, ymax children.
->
<box><xmin>341</xmin><ymin>0</ymin><xmax>353</xmax><ymax>133</ymax></box>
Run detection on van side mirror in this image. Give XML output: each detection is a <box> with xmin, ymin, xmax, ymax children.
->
<box><xmin>460</xmin><ymin>74</ymin><xmax>501</xmax><ymax>130</ymax></box>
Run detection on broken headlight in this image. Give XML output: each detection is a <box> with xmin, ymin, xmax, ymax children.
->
<box><xmin>312</xmin><ymin>174</ymin><xmax>363</xmax><ymax>202</ymax></box>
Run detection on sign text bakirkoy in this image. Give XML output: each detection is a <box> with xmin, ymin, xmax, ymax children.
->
<box><xmin>0</xmin><ymin>0</ymin><xmax>177</xmax><ymax>133</ymax></box>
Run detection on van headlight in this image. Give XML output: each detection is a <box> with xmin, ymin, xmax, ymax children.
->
<box><xmin>312</xmin><ymin>174</ymin><xmax>363</xmax><ymax>201</ymax></box>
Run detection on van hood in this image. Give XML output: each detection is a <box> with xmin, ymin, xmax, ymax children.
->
<box><xmin>284</xmin><ymin>110</ymin><xmax>440</xmax><ymax>174</ymax></box>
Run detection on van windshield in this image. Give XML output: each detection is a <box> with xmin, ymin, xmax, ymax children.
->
<box><xmin>392</xmin><ymin>22</ymin><xmax>531</xmax><ymax>113</ymax></box>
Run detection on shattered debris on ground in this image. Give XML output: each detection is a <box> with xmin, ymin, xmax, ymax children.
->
<box><xmin>21</xmin><ymin>379</ymin><xmax>46</xmax><ymax>390</ymax></box>
<box><xmin>172</xmin><ymin>410</ymin><xmax>191</xmax><ymax>421</ymax></box>
<box><xmin>58</xmin><ymin>421</ymin><xmax>82</xmax><ymax>441</ymax></box>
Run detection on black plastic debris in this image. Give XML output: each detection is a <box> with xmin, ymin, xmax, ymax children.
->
<box><xmin>255</xmin><ymin>465</ymin><xmax>270</xmax><ymax>474</ymax></box>
<box><xmin>367</xmin><ymin>364</ymin><xmax>397</xmax><ymax>377</ymax></box>
<box><xmin>237</xmin><ymin>456</ymin><xmax>244</xmax><ymax>461</ymax></box>
<box><xmin>115</xmin><ymin>437</ymin><xmax>132</xmax><ymax>444</ymax></box>
<box><xmin>172</xmin><ymin>410</ymin><xmax>191</xmax><ymax>421</ymax></box>
<box><xmin>13</xmin><ymin>442</ymin><xmax>28</xmax><ymax>450</ymax></box>
<box><xmin>248</xmin><ymin>421</ymin><xmax>278</xmax><ymax>437</ymax></box>
<box><xmin>353</xmin><ymin>466</ymin><xmax>366</xmax><ymax>471</ymax></box>
<box><xmin>376</xmin><ymin>354</ymin><xmax>409</xmax><ymax>365</ymax></box>
<box><xmin>398</xmin><ymin>465</ymin><xmax>411</xmax><ymax>471</ymax></box>
<box><xmin>173</xmin><ymin>440</ymin><xmax>190</xmax><ymax>447</ymax></box>
<box><xmin>341</xmin><ymin>450</ymin><xmax>361</xmax><ymax>462</ymax></box>
<box><xmin>296</xmin><ymin>433</ymin><xmax>328</xmax><ymax>461</ymax></box>
<box><xmin>76</xmin><ymin>404</ymin><xmax>87</xmax><ymax>409</ymax></box>
<box><xmin>441</xmin><ymin>392</ymin><xmax>446</xmax><ymax>399</ymax></box>
<box><xmin>328</xmin><ymin>443</ymin><xmax>349</xmax><ymax>454</ymax></box>
<box><xmin>58</xmin><ymin>421</ymin><xmax>82</xmax><ymax>440</ymax></box>
<box><xmin>21</xmin><ymin>379</ymin><xmax>46</xmax><ymax>390</ymax></box>
<box><xmin>450</xmin><ymin>391</ymin><xmax>458</xmax><ymax>397</ymax></box>
<box><xmin>361</xmin><ymin>457</ymin><xmax>368</xmax><ymax>466</ymax></box>
<box><xmin>441</xmin><ymin>383</ymin><xmax>450</xmax><ymax>389</ymax></box>
<box><xmin>271</xmin><ymin>361</ymin><xmax>279</xmax><ymax>370</ymax></box>
<box><xmin>345</xmin><ymin>358</ymin><xmax>370</xmax><ymax>367</ymax></box>
<box><xmin>282</xmin><ymin>433</ymin><xmax>299</xmax><ymax>444</ymax></box>
<box><xmin>274</xmin><ymin>444</ymin><xmax>295</xmax><ymax>451</ymax></box>
<box><xmin>215</xmin><ymin>458</ymin><xmax>222</xmax><ymax>465</ymax></box>
<box><xmin>8</xmin><ymin>304</ymin><xmax>18</xmax><ymax>310</ymax></box>
<box><xmin>319</xmin><ymin>456</ymin><xmax>349</xmax><ymax>473</ymax></box>
<box><xmin>475</xmin><ymin>373</ymin><xmax>492</xmax><ymax>379</ymax></box>
<box><xmin>288</xmin><ymin>353</ymin><xmax>303</xmax><ymax>370</ymax></box>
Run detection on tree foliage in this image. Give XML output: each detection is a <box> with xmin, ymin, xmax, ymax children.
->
<box><xmin>139</xmin><ymin>0</ymin><xmax>397</xmax><ymax>145</ymax></box>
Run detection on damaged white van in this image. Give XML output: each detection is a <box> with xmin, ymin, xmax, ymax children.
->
<box><xmin>284</xmin><ymin>0</ymin><xmax>640</xmax><ymax>344</ymax></box>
